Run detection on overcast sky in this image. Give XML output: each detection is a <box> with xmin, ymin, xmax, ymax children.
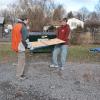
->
<box><xmin>0</xmin><ymin>0</ymin><xmax>98</xmax><ymax>12</ymax></box>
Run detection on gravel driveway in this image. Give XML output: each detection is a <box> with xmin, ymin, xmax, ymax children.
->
<box><xmin>0</xmin><ymin>53</ymin><xmax>100</xmax><ymax>100</ymax></box>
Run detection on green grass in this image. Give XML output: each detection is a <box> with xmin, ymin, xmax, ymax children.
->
<box><xmin>0</xmin><ymin>42</ymin><xmax>100</xmax><ymax>63</ymax></box>
<box><xmin>68</xmin><ymin>45</ymin><xmax>100</xmax><ymax>63</ymax></box>
<box><xmin>0</xmin><ymin>42</ymin><xmax>17</xmax><ymax>63</ymax></box>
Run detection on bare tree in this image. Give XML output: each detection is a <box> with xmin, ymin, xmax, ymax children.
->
<box><xmin>78</xmin><ymin>7</ymin><xmax>89</xmax><ymax>21</ymax></box>
<box><xmin>95</xmin><ymin>0</ymin><xmax>100</xmax><ymax>19</ymax></box>
<box><xmin>85</xmin><ymin>12</ymin><xmax>99</xmax><ymax>42</ymax></box>
<box><xmin>76</xmin><ymin>12</ymin><xmax>83</xmax><ymax>20</ymax></box>
<box><xmin>88</xmin><ymin>12</ymin><xmax>99</xmax><ymax>20</ymax></box>
<box><xmin>53</xmin><ymin>5</ymin><xmax>66</xmax><ymax>21</ymax></box>
<box><xmin>67</xmin><ymin>11</ymin><xmax>74</xmax><ymax>19</ymax></box>
<box><xmin>0</xmin><ymin>0</ymin><xmax>60</xmax><ymax>31</ymax></box>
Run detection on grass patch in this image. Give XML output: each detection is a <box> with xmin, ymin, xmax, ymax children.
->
<box><xmin>0</xmin><ymin>42</ymin><xmax>100</xmax><ymax>63</ymax></box>
<box><xmin>68</xmin><ymin>45</ymin><xmax>100</xmax><ymax>63</ymax></box>
<box><xmin>0</xmin><ymin>42</ymin><xmax>17</xmax><ymax>63</ymax></box>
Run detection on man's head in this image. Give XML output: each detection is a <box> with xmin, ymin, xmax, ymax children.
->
<box><xmin>20</xmin><ymin>17</ymin><xmax>30</xmax><ymax>25</ymax></box>
<box><xmin>61</xmin><ymin>18</ymin><xmax>68</xmax><ymax>26</ymax></box>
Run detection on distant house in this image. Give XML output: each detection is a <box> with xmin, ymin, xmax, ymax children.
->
<box><xmin>0</xmin><ymin>17</ymin><xmax>5</xmax><ymax>38</ymax></box>
<box><xmin>67</xmin><ymin>18</ymin><xmax>84</xmax><ymax>30</ymax></box>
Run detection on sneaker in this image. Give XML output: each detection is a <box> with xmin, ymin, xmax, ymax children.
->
<box><xmin>49</xmin><ymin>64</ymin><xmax>59</xmax><ymax>68</ymax></box>
<box><xmin>12</xmin><ymin>63</ymin><xmax>18</xmax><ymax>66</ymax></box>
<box><xmin>16</xmin><ymin>75</ymin><xmax>26</xmax><ymax>81</ymax></box>
<box><xmin>60</xmin><ymin>67</ymin><xmax>64</xmax><ymax>70</ymax></box>
<box><xmin>19</xmin><ymin>76</ymin><xmax>26</xmax><ymax>81</ymax></box>
<box><xmin>54</xmin><ymin>65</ymin><xmax>59</xmax><ymax>68</ymax></box>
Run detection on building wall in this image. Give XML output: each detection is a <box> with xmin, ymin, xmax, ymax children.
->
<box><xmin>67</xmin><ymin>18</ymin><xmax>84</xmax><ymax>30</ymax></box>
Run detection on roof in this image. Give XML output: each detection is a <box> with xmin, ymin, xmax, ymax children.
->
<box><xmin>0</xmin><ymin>17</ymin><xmax>4</xmax><ymax>24</ymax></box>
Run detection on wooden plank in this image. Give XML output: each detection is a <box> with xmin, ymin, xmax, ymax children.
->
<box><xmin>30</xmin><ymin>38</ymin><xmax>65</xmax><ymax>48</ymax></box>
<box><xmin>31</xmin><ymin>41</ymin><xmax>46</xmax><ymax>47</ymax></box>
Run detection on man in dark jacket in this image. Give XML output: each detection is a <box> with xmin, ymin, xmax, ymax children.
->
<box><xmin>50</xmin><ymin>18</ymin><xmax>70</xmax><ymax>70</ymax></box>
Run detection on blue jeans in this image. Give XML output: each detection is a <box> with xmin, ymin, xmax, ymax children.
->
<box><xmin>52</xmin><ymin>44</ymin><xmax>68</xmax><ymax>67</ymax></box>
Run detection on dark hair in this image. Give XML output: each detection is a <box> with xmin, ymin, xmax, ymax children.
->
<box><xmin>21</xmin><ymin>17</ymin><xmax>28</xmax><ymax>21</ymax></box>
<box><xmin>62</xmin><ymin>18</ymin><xmax>68</xmax><ymax>22</ymax></box>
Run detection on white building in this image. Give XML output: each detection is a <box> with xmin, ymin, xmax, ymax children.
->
<box><xmin>67</xmin><ymin>18</ymin><xmax>84</xmax><ymax>30</ymax></box>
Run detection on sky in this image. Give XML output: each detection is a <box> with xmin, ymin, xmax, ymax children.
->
<box><xmin>0</xmin><ymin>0</ymin><xmax>15</xmax><ymax>9</ymax></box>
<box><xmin>0</xmin><ymin>0</ymin><xmax>99</xmax><ymax>12</ymax></box>
<box><xmin>55</xmin><ymin>0</ymin><xmax>98</xmax><ymax>12</ymax></box>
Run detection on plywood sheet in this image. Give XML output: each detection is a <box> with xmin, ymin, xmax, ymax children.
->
<box><xmin>30</xmin><ymin>38</ymin><xmax>65</xmax><ymax>48</ymax></box>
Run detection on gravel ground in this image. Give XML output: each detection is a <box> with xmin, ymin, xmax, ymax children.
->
<box><xmin>0</xmin><ymin>53</ymin><xmax>100</xmax><ymax>100</ymax></box>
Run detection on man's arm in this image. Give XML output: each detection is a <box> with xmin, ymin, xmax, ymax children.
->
<box><xmin>21</xmin><ymin>25</ymin><xmax>28</xmax><ymax>48</ymax></box>
<box><xmin>21</xmin><ymin>25</ymin><xmax>28</xmax><ymax>41</ymax></box>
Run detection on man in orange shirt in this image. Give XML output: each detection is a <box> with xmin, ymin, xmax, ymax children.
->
<box><xmin>12</xmin><ymin>17</ymin><xmax>29</xmax><ymax>79</ymax></box>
